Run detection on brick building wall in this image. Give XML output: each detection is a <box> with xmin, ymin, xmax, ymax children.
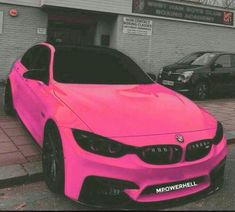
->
<box><xmin>0</xmin><ymin>3</ymin><xmax>47</xmax><ymax>81</ymax></box>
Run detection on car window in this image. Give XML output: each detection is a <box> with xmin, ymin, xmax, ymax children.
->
<box><xmin>53</xmin><ymin>47</ymin><xmax>153</xmax><ymax>84</ymax></box>
<box><xmin>176</xmin><ymin>52</ymin><xmax>204</xmax><ymax>65</ymax></box>
<box><xmin>31</xmin><ymin>46</ymin><xmax>50</xmax><ymax>84</ymax></box>
<box><xmin>231</xmin><ymin>55</ymin><xmax>235</xmax><ymax>67</ymax></box>
<box><xmin>215</xmin><ymin>55</ymin><xmax>231</xmax><ymax>68</ymax></box>
<box><xmin>33</xmin><ymin>46</ymin><xmax>50</xmax><ymax>72</ymax></box>
<box><xmin>21</xmin><ymin>45</ymin><xmax>50</xmax><ymax>84</ymax></box>
<box><xmin>21</xmin><ymin>46</ymin><xmax>39</xmax><ymax>70</ymax></box>
<box><xmin>191</xmin><ymin>53</ymin><xmax>216</xmax><ymax>66</ymax></box>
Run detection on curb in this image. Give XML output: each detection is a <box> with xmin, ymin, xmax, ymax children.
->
<box><xmin>0</xmin><ymin>161</ymin><xmax>43</xmax><ymax>189</ymax></box>
<box><xmin>0</xmin><ymin>132</ymin><xmax>235</xmax><ymax>190</ymax></box>
<box><xmin>226</xmin><ymin>131</ymin><xmax>235</xmax><ymax>145</ymax></box>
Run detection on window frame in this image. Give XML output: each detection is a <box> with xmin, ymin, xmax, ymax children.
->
<box><xmin>214</xmin><ymin>54</ymin><xmax>232</xmax><ymax>68</ymax></box>
<box><xmin>21</xmin><ymin>45</ymin><xmax>51</xmax><ymax>85</ymax></box>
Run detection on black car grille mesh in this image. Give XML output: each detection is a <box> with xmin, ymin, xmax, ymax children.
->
<box><xmin>161</xmin><ymin>72</ymin><xmax>180</xmax><ymax>81</ymax></box>
<box><xmin>137</xmin><ymin>145</ymin><xmax>182</xmax><ymax>165</ymax></box>
<box><xmin>186</xmin><ymin>140</ymin><xmax>212</xmax><ymax>161</ymax></box>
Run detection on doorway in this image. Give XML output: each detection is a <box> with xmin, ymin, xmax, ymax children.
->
<box><xmin>47</xmin><ymin>11</ymin><xmax>97</xmax><ymax>46</ymax></box>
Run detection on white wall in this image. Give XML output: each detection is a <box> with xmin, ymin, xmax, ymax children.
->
<box><xmin>0</xmin><ymin>0</ymin><xmax>40</xmax><ymax>7</ymax></box>
<box><xmin>41</xmin><ymin>0</ymin><xmax>132</xmax><ymax>14</ymax></box>
<box><xmin>114</xmin><ymin>14</ymin><xmax>235</xmax><ymax>75</ymax></box>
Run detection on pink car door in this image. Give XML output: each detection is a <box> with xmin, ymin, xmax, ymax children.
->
<box><xmin>21</xmin><ymin>45</ymin><xmax>52</xmax><ymax>143</ymax></box>
<box><xmin>12</xmin><ymin>46</ymin><xmax>41</xmax><ymax>128</ymax></box>
<box><xmin>10</xmin><ymin>59</ymin><xmax>23</xmax><ymax>111</ymax></box>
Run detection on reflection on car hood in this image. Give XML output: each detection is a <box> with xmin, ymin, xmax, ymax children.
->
<box><xmin>53</xmin><ymin>83</ymin><xmax>216</xmax><ymax>137</ymax></box>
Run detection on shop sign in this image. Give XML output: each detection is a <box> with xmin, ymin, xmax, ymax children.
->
<box><xmin>132</xmin><ymin>0</ymin><xmax>234</xmax><ymax>26</ymax></box>
<box><xmin>0</xmin><ymin>11</ymin><xmax>3</xmax><ymax>34</ymax></box>
<box><xmin>123</xmin><ymin>17</ymin><xmax>152</xmax><ymax>36</ymax></box>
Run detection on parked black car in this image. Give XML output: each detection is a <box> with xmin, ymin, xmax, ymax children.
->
<box><xmin>157</xmin><ymin>51</ymin><xmax>235</xmax><ymax>100</ymax></box>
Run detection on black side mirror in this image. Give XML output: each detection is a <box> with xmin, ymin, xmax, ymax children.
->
<box><xmin>212</xmin><ymin>63</ymin><xmax>223</xmax><ymax>70</ymax></box>
<box><xmin>23</xmin><ymin>69</ymin><xmax>48</xmax><ymax>84</ymax></box>
<box><xmin>147</xmin><ymin>73</ymin><xmax>157</xmax><ymax>81</ymax></box>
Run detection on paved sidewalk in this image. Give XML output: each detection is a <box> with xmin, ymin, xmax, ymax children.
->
<box><xmin>0</xmin><ymin>86</ymin><xmax>42</xmax><ymax>188</ymax></box>
<box><xmin>197</xmin><ymin>98</ymin><xmax>235</xmax><ymax>132</ymax></box>
<box><xmin>0</xmin><ymin>83</ymin><xmax>235</xmax><ymax>188</ymax></box>
<box><xmin>0</xmin><ymin>116</ymin><xmax>41</xmax><ymax>167</ymax></box>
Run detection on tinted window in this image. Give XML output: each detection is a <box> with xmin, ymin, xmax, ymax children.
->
<box><xmin>21</xmin><ymin>46</ymin><xmax>49</xmax><ymax>70</ymax></box>
<box><xmin>215</xmin><ymin>55</ymin><xmax>231</xmax><ymax>68</ymax></box>
<box><xmin>231</xmin><ymin>55</ymin><xmax>235</xmax><ymax>67</ymax></box>
<box><xmin>53</xmin><ymin>47</ymin><xmax>153</xmax><ymax>84</ymax></box>
<box><xmin>33</xmin><ymin>46</ymin><xmax>51</xmax><ymax>84</ymax></box>
<box><xmin>21</xmin><ymin>45</ymin><xmax>50</xmax><ymax>84</ymax></box>
<box><xmin>21</xmin><ymin>47</ymin><xmax>39</xmax><ymax>69</ymax></box>
<box><xmin>33</xmin><ymin>47</ymin><xmax>50</xmax><ymax>72</ymax></box>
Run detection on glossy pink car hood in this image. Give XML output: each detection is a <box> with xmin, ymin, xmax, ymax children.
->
<box><xmin>53</xmin><ymin>83</ymin><xmax>216</xmax><ymax>137</ymax></box>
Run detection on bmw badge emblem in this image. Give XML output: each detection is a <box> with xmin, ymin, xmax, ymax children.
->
<box><xmin>176</xmin><ymin>135</ymin><xmax>184</xmax><ymax>143</ymax></box>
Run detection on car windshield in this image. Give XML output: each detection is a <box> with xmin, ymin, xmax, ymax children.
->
<box><xmin>191</xmin><ymin>53</ymin><xmax>217</xmax><ymax>66</ymax></box>
<box><xmin>53</xmin><ymin>47</ymin><xmax>153</xmax><ymax>84</ymax></box>
<box><xmin>176</xmin><ymin>52</ymin><xmax>205</xmax><ymax>65</ymax></box>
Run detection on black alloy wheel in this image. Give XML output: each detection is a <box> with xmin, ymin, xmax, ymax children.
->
<box><xmin>42</xmin><ymin>123</ymin><xmax>65</xmax><ymax>194</ymax></box>
<box><xmin>194</xmin><ymin>82</ymin><xmax>209</xmax><ymax>100</ymax></box>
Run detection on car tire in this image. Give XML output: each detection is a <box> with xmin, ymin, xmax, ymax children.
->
<box><xmin>193</xmin><ymin>82</ymin><xmax>209</xmax><ymax>100</ymax></box>
<box><xmin>42</xmin><ymin>123</ymin><xmax>65</xmax><ymax>194</ymax></box>
<box><xmin>3</xmin><ymin>80</ymin><xmax>15</xmax><ymax>116</ymax></box>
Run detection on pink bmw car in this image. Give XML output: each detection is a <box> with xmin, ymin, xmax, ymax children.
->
<box><xmin>4</xmin><ymin>42</ymin><xmax>227</xmax><ymax>208</ymax></box>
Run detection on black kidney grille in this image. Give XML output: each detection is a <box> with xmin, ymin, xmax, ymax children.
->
<box><xmin>186</xmin><ymin>140</ymin><xmax>212</xmax><ymax>161</ymax></box>
<box><xmin>138</xmin><ymin>145</ymin><xmax>182</xmax><ymax>165</ymax></box>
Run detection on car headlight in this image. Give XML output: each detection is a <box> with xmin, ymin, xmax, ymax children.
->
<box><xmin>213</xmin><ymin>122</ymin><xmax>224</xmax><ymax>145</ymax></box>
<box><xmin>178</xmin><ymin>71</ymin><xmax>194</xmax><ymax>83</ymax></box>
<box><xmin>72</xmin><ymin>129</ymin><xmax>127</xmax><ymax>157</ymax></box>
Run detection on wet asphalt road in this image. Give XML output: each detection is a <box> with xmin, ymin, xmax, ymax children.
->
<box><xmin>0</xmin><ymin>144</ymin><xmax>234</xmax><ymax>211</ymax></box>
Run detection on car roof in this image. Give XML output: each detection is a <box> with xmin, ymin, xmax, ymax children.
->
<box><xmin>53</xmin><ymin>44</ymin><xmax>120</xmax><ymax>54</ymax></box>
<box><xmin>45</xmin><ymin>42</ymin><xmax>235</xmax><ymax>56</ymax></box>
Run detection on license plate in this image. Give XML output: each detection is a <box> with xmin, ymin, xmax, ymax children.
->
<box><xmin>155</xmin><ymin>180</ymin><xmax>198</xmax><ymax>194</ymax></box>
<box><xmin>141</xmin><ymin>177</ymin><xmax>203</xmax><ymax>195</ymax></box>
<box><xmin>162</xmin><ymin>80</ymin><xmax>174</xmax><ymax>86</ymax></box>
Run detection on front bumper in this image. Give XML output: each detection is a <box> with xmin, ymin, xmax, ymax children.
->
<box><xmin>59</xmin><ymin>127</ymin><xmax>228</xmax><ymax>208</ymax></box>
<box><xmin>158</xmin><ymin>78</ymin><xmax>193</xmax><ymax>94</ymax></box>
<box><xmin>80</xmin><ymin>157</ymin><xmax>226</xmax><ymax>209</ymax></box>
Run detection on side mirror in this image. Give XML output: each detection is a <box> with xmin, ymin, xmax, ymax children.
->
<box><xmin>23</xmin><ymin>69</ymin><xmax>48</xmax><ymax>83</ymax></box>
<box><xmin>147</xmin><ymin>73</ymin><xmax>157</xmax><ymax>81</ymax></box>
<box><xmin>212</xmin><ymin>63</ymin><xmax>223</xmax><ymax>70</ymax></box>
